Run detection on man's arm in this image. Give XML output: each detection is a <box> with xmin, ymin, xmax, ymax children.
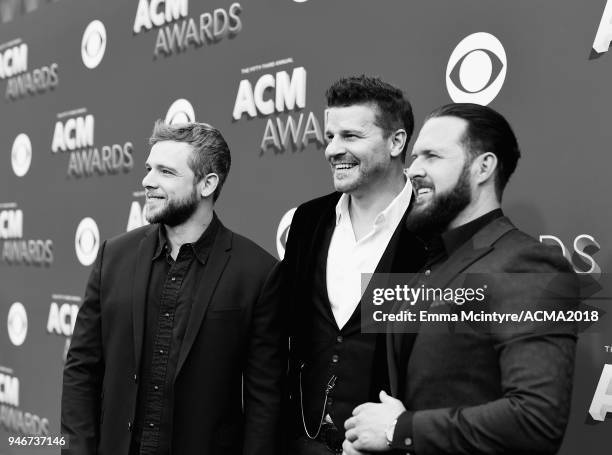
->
<box><xmin>347</xmin><ymin>245</ymin><xmax>579</xmax><ymax>455</ymax></box>
<box><xmin>61</xmin><ymin>242</ymin><xmax>106</xmax><ymax>455</ymax></box>
<box><xmin>394</xmin><ymin>246</ymin><xmax>579</xmax><ymax>455</ymax></box>
<box><xmin>243</xmin><ymin>261</ymin><xmax>287</xmax><ymax>455</ymax></box>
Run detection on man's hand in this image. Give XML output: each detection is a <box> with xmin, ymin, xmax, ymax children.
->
<box><xmin>342</xmin><ymin>438</ymin><xmax>370</xmax><ymax>455</ymax></box>
<box><xmin>343</xmin><ymin>390</ymin><xmax>406</xmax><ymax>452</ymax></box>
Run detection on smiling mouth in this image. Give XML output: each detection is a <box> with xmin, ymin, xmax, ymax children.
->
<box><xmin>412</xmin><ymin>186</ymin><xmax>434</xmax><ymax>202</ymax></box>
<box><xmin>333</xmin><ymin>162</ymin><xmax>358</xmax><ymax>171</ymax></box>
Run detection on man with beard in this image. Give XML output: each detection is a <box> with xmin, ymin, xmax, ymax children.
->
<box><xmin>280</xmin><ymin>75</ymin><xmax>426</xmax><ymax>455</ymax></box>
<box><xmin>62</xmin><ymin>121</ymin><xmax>284</xmax><ymax>455</ymax></box>
<box><xmin>342</xmin><ymin>103</ymin><xmax>579</xmax><ymax>455</ymax></box>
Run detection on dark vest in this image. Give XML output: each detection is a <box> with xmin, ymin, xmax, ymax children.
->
<box><xmin>294</xmin><ymin>222</ymin><xmax>388</xmax><ymax>434</ymax></box>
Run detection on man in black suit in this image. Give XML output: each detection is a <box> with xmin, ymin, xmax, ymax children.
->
<box><xmin>62</xmin><ymin>121</ymin><xmax>284</xmax><ymax>455</ymax></box>
<box><xmin>343</xmin><ymin>103</ymin><xmax>579</xmax><ymax>455</ymax></box>
<box><xmin>281</xmin><ymin>75</ymin><xmax>426</xmax><ymax>454</ymax></box>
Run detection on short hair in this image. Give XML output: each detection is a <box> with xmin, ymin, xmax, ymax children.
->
<box><xmin>426</xmin><ymin>103</ymin><xmax>521</xmax><ymax>198</ymax></box>
<box><xmin>325</xmin><ymin>75</ymin><xmax>414</xmax><ymax>157</ymax></box>
<box><xmin>149</xmin><ymin>120</ymin><xmax>231</xmax><ymax>202</ymax></box>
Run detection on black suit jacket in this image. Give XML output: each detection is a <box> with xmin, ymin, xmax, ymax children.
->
<box><xmin>388</xmin><ymin>216</ymin><xmax>579</xmax><ymax>455</ymax></box>
<box><xmin>62</xmin><ymin>218</ymin><xmax>284</xmax><ymax>455</ymax></box>
<box><xmin>282</xmin><ymin>192</ymin><xmax>425</xmax><ymax>430</ymax></box>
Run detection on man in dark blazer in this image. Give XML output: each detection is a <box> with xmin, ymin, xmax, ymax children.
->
<box><xmin>343</xmin><ymin>103</ymin><xmax>579</xmax><ymax>455</ymax></box>
<box><xmin>281</xmin><ymin>76</ymin><xmax>426</xmax><ymax>454</ymax></box>
<box><xmin>62</xmin><ymin>121</ymin><xmax>284</xmax><ymax>455</ymax></box>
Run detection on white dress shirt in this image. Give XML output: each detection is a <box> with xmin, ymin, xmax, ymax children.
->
<box><xmin>326</xmin><ymin>177</ymin><xmax>412</xmax><ymax>329</ymax></box>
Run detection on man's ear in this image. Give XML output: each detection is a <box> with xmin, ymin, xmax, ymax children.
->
<box><xmin>473</xmin><ymin>152</ymin><xmax>498</xmax><ymax>184</ymax></box>
<box><xmin>389</xmin><ymin>129</ymin><xmax>407</xmax><ymax>158</ymax></box>
<box><xmin>198</xmin><ymin>173</ymin><xmax>219</xmax><ymax>199</ymax></box>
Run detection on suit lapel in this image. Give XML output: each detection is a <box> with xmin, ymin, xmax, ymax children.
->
<box><xmin>174</xmin><ymin>223</ymin><xmax>232</xmax><ymax>379</ymax></box>
<box><xmin>388</xmin><ymin>216</ymin><xmax>516</xmax><ymax>395</ymax></box>
<box><xmin>132</xmin><ymin>227</ymin><xmax>158</xmax><ymax>375</ymax></box>
<box><xmin>306</xmin><ymin>195</ymin><xmax>341</xmax><ymax>327</ymax></box>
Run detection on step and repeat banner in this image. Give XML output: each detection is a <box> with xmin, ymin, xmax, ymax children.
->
<box><xmin>1</xmin><ymin>0</ymin><xmax>611</xmax><ymax>453</ymax></box>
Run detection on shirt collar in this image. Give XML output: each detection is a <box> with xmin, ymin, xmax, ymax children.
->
<box><xmin>152</xmin><ymin>213</ymin><xmax>220</xmax><ymax>264</ymax></box>
<box><xmin>334</xmin><ymin>172</ymin><xmax>412</xmax><ymax>228</ymax></box>
<box><xmin>441</xmin><ymin>208</ymin><xmax>504</xmax><ymax>256</ymax></box>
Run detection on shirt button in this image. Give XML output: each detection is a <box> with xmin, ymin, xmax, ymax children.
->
<box><xmin>128</xmin><ymin>421</ymin><xmax>132</xmax><ymax>431</ymax></box>
<box><xmin>336</xmin><ymin>335</ymin><xmax>343</xmax><ymax>343</ymax></box>
<box><xmin>149</xmin><ymin>423</ymin><xmax>155</xmax><ymax>428</ymax></box>
<box><xmin>154</xmin><ymin>385</ymin><xmax>159</xmax><ymax>391</ymax></box>
<box><xmin>424</xmin><ymin>269</ymin><xmax>431</xmax><ymax>276</ymax></box>
<box><xmin>171</xmin><ymin>276</ymin><xmax>176</xmax><ymax>281</ymax></box>
<box><xmin>327</xmin><ymin>398</ymin><xmax>333</xmax><ymax>406</ymax></box>
<box><xmin>405</xmin><ymin>437</ymin><xmax>413</xmax><ymax>446</ymax></box>
<box><xmin>133</xmin><ymin>374</ymin><xmax>138</xmax><ymax>383</ymax></box>
<box><xmin>331</xmin><ymin>354</ymin><xmax>339</xmax><ymax>363</ymax></box>
<box><xmin>159</xmin><ymin>350</ymin><xmax>164</xmax><ymax>355</ymax></box>
<box><xmin>164</xmin><ymin>312</ymin><xmax>170</xmax><ymax>318</ymax></box>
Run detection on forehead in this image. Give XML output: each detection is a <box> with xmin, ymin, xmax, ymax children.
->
<box><xmin>325</xmin><ymin>103</ymin><xmax>380</xmax><ymax>131</ymax></box>
<box><xmin>147</xmin><ymin>140</ymin><xmax>193</xmax><ymax>167</ymax></box>
<box><xmin>413</xmin><ymin>116</ymin><xmax>468</xmax><ymax>154</ymax></box>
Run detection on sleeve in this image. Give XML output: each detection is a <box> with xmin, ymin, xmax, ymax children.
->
<box><xmin>243</xmin><ymin>261</ymin><xmax>288</xmax><ymax>455</ymax></box>
<box><xmin>61</xmin><ymin>241</ymin><xmax>106</xmax><ymax>455</ymax></box>
<box><xmin>408</xmin><ymin>245</ymin><xmax>579</xmax><ymax>455</ymax></box>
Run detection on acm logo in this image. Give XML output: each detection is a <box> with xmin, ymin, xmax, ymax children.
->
<box><xmin>593</xmin><ymin>0</ymin><xmax>612</xmax><ymax>56</ymax></box>
<box><xmin>589</xmin><ymin>364</ymin><xmax>612</xmax><ymax>422</ymax></box>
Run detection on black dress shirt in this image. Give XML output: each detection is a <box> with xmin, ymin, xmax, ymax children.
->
<box><xmin>131</xmin><ymin>216</ymin><xmax>219</xmax><ymax>455</ymax></box>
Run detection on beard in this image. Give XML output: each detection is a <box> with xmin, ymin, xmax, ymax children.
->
<box><xmin>145</xmin><ymin>185</ymin><xmax>200</xmax><ymax>227</ymax></box>
<box><xmin>405</xmin><ymin>161</ymin><xmax>472</xmax><ymax>236</ymax></box>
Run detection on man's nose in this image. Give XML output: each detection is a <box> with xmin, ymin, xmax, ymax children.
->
<box><xmin>407</xmin><ymin>162</ymin><xmax>425</xmax><ymax>180</ymax></box>
<box><xmin>142</xmin><ymin>170</ymin><xmax>155</xmax><ymax>189</ymax></box>
<box><xmin>325</xmin><ymin>137</ymin><xmax>343</xmax><ymax>160</ymax></box>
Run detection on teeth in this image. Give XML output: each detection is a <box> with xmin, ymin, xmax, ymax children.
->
<box><xmin>335</xmin><ymin>163</ymin><xmax>356</xmax><ymax>170</ymax></box>
<box><xmin>417</xmin><ymin>188</ymin><xmax>432</xmax><ymax>195</ymax></box>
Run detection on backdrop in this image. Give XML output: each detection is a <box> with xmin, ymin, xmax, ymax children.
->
<box><xmin>1</xmin><ymin>0</ymin><xmax>611</xmax><ymax>453</ymax></box>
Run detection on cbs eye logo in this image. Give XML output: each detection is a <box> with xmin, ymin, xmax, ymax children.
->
<box><xmin>7</xmin><ymin>302</ymin><xmax>27</xmax><ymax>347</ymax></box>
<box><xmin>81</xmin><ymin>20</ymin><xmax>107</xmax><ymax>69</ymax></box>
<box><xmin>165</xmin><ymin>98</ymin><xmax>195</xmax><ymax>124</ymax></box>
<box><xmin>276</xmin><ymin>207</ymin><xmax>296</xmax><ymax>260</ymax></box>
<box><xmin>11</xmin><ymin>133</ymin><xmax>32</xmax><ymax>177</ymax></box>
<box><xmin>446</xmin><ymin>32</ymin><xmax>507</xmax><ymax>106</ymax></box>
<box><xmin>75</xmin><ymin>217</ymin><xmax>100</xmax><ymax>266</ymax></box>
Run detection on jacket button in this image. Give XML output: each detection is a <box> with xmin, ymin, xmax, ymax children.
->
<box><xmin>336</xmin><ymin>335</ymin><xmax>343</xmax><ymax>343</ymax></box>
<box><xmin>405</xmin><ymin>437</ymin><xmax>412</xmax><ymax>446</ymax></box>
<box><xmin>331</xmin><ymin>354</ymin><xmax>339</xmax><ymax>363</ymax></box>
<box><xmin>133</xmin><ymin>374</ymin><xmax>138</xmax><ymax>383</ymax></box>
<box><xmin>424</xmin><ymin>269</ymin><xmax>431</xmax><ymax>276</ymax></box>
<box><xmin>128</xmin><ymin>421</ymin><xmax>132</xmax><ymax>431</ymax></box>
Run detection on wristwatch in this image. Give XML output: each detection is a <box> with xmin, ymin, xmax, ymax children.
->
<box><xmin>385</xmin><ymin>418</ymin><xmax>398</xmax><ymax>447</ymax></box>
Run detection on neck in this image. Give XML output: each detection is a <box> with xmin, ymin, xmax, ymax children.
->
<box><xmin>164</xmin><ymin>204</ymin><xmax>213</xmax><ymax>254</ymax></box>
<box><xmin>347</xmin><ymin>167</ymin><xmax>407</xmax><ymax>240</ymax></box>
<box><xmin>447</xmin><ymin>190</ymin><xmax>500</xmax><ymax>230</ymax></box>
<box><xmin>349</xmin><ymin>166</ymin><xmax>406</xmax><ymax>220</ymax></box>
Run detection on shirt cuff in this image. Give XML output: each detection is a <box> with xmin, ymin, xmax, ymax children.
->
<box><xmin>390</xmin><ymin>410</ymin><xmax>415</xmax><ymax>453</ymax></box>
